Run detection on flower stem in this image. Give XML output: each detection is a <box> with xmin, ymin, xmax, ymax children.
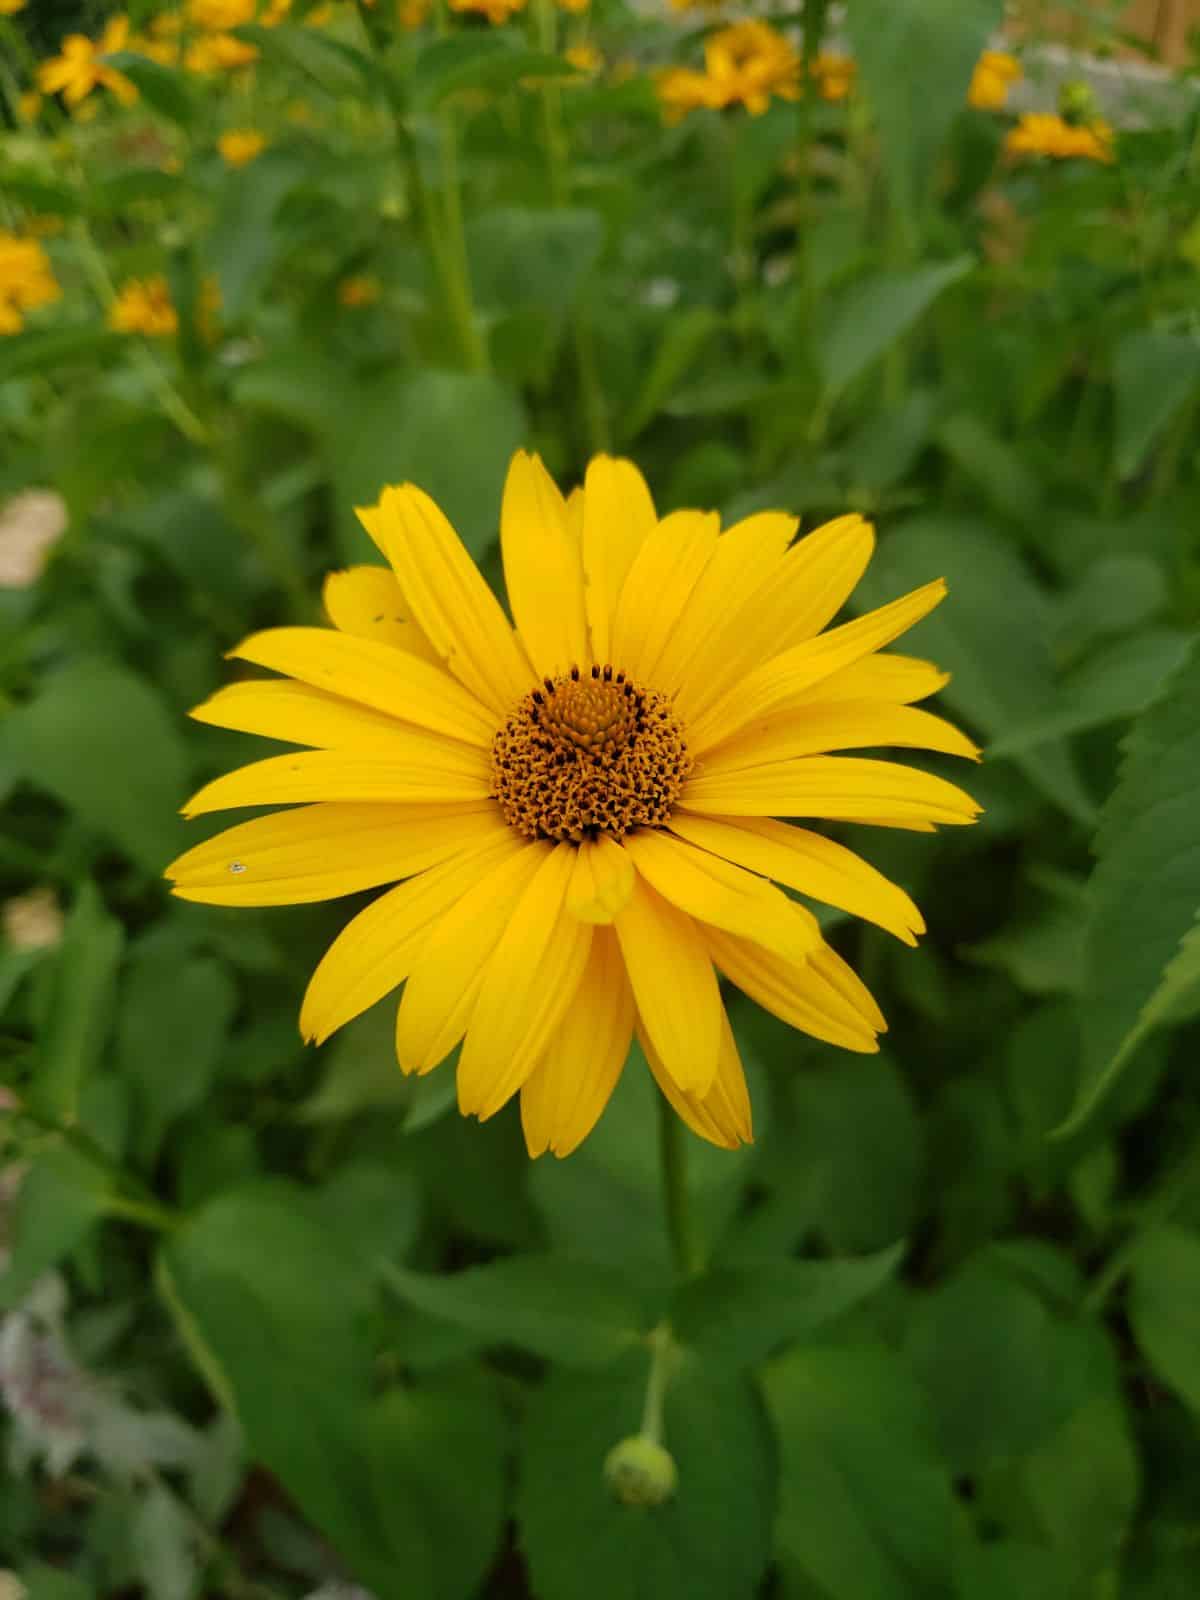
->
<box><xmin>657</xmin><ymin>1092</ymin><xmax>703</xmax><ymax>1278</ymax></box>
<box><xmin>639</xmin><ymin>1321</ymin><xmax>675</xmax><ymax>1443</ymax></box>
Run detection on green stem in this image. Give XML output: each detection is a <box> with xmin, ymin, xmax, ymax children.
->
<box><xmin>18</xmin><ymin>1110</ymin><xmax>180</xmax><ymax>1232</ymax></box>
<box><xmin>639</xmin><ymin>1322</ymin><xmax>675</xmax><ymax>1444</ymax></box>
<box><xmin>658</xmin><ymin>1093</ymin><xmax>703</xmax><ymax>1278</ymax></box>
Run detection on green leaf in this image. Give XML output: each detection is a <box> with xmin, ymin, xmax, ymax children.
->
<box><xmin>209</xmin><ymin>150</ymin><xmax>312</xmax><ymax>322</ymax></box>
<box><xmin>1112</xmin><ymin>329</ymin><xmax>1200</xmax><ymax>479</ymax></box>
<box><xmin>161</xmin><ymin>1181</ymin><xmax>433</xmax><ymax>1599</ymax></box>
<box><xmin>1129</xmin><ymin>1225</ymin><xmax>1200</xmax><ymax>1412</ymax></box>
<box><xmin>467</xmin><ymin>207</ymin><xmax>604</xmax><ymax>314</ymax></box>
<box><xmin>0</xmin><ymin>169</ymin><xmax>81</xmax><ymax>215</ymax></box>
<box><xmin>854</xmin><ymin>516</ymin><xmax>1096</xmax><ymax>825</ymax></box>
<box><xmin>818</xmin><ymin>256</ymin><xmax>973</xmax><ymax>400</ymax></box>
<box><xmin>412</xmin><ymin>34</ymin><xmax>578</xmax><ymax>108</ymax></box>
<box><xmin>367</xmin><ymin>1370</ymin><xmax>508</xmax><ymax>1600</ymax></box>
<box><xmin>117</xmin><ymin>951</ymin><xmax>238</xmax><ymax>1162</ymax></box>
<box><xmin>236</xmin><ymin>23</ymin><xmax>389</xmax><ymax>101</ymax></box>
<box><xmin>517</xmin><ymin>1352</ymin><xmax>773</xmax><ymax>1600</ymax></box>
<box><xmin>1067</xmin><ymin>641</ymin><xmax>1200</xmax><ymax>1129</ymax></box>
<box><xmin>19</xmin><ymin>1567</ymin><xmax>94</xmax><ymax>1600</ymax></box>
<box><xmin>936</xmin><ymin>412</ymin><xmax>1043</xmax><ymax>525</ymax></box>
<box><xmin>381</xmin><ymin>1256</ymin><xmax>647</xmax><ymax>1367</ymax></box>
<box><xmin>30</xmin><ymin>882</ymin><xmax>124</xmax><ymax>1124</ymax></box>
<box><xmin>620</xmin><ymin>308</ymin><xmax>719</xmax><ymax>445</ymax></box>
<box><xmin>0</xmin><ymin>1146</ymin><xmax>111</xmax><ymax>1309</ymax></box>
<box><xmin>89</xmin><ymin>168</ymin><xmax>184</xmax><ymax>215</ymax></box>
<box><xmin>0</xmin><ymin>327</ymin><xmax>125</xmax><ymax>382</ymax></box>
<box><xmin>7</xmin><ymin>660</ymin><xmax>188</xmax><ymax>874</ymax></box>
<box><xmin>1024</xmin><ymin>1392</ymin><xmax>1139</xmax><ymax>1578</ymax></box>
<box><xmin>104</xmin><ymin>52</ymin><xmax>197</xmax><ymax>126</ymax></box>
<box><xmin>670</xmin><ymin>1243</ymin><xmax>903</xmax><ymax>1369</ymax></box>
<box><xmin>845</xmin><ymin>0</ymin><xmax>1004</xmax><ymax>215</ymax></box>
<box><xmin>763</xmin><ymin>1343</ymin><xmax>958</xmax><ymax>1600</ymax></box>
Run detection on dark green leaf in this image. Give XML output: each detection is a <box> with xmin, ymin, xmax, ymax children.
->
<box><xmin>0</xmin><ymin>1146</ymin><xmax>111</xmax><ymax>1309</ymax></box>
<box><xmin>0</xmin><ymin>327</ymin><xmax>125</xmax><ymax>382</ymax></box>
<box><xmin>1129</xmin><ymin>1225</ymin><xmax>1200</xmax><ymax>1412</ymax></box>
<box><xmin>1024</xmin><ymin>1392</ymin><xmax>1139</xmax><ymax>1577</ymax></box>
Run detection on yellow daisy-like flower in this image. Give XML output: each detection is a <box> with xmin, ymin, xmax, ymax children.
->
<box><xmin>167</xmin><ymin>453</ymin><xmax>980</xmax><ymax>1157</ymax></box>
<box><xmin>184</xmin><ymin>32</ymin><xmax>259</xmax><ymax>71</ymax></box>
<box><xmin>218</xmin><ymin>128</ymin><xmax>267</xmax><ymax>167</ymax></box>
<box><xmin>397</xmin><ymin>0</ymin><xmax>430</xmax><ymax>26</ymax></box>
<box><xmin>967</xmin><ymin>49</ymin><xmax>1021</xmax><ymax>111</ymax></box>
<box><xmin>1004</xmin><ymin>110</ymin><xmax>1114</xmax><ymax>165</ymax></box>
<box><xmin>0</xmin><ymin>232</ymin><xmax>61</xmax><ymax>336</ymax></box>
<box><xmin>657</xmin><ymin>21</ymin><xmax>800</xmax><ymax>122</ymax></box>
<box><xmin>108</xmin><ymin>274</ymin><xmax>178</xmax><ymax>336</ymax></box>
<box><xmin>37</xmin><ymin>16</ymin><xmax>139</xmax><ymax>107</ymax></box>
<box><xmin>448</xmin><ymin>0</ymin><xmax>526</xmax><ymax>22</ymax></box>
<box><xmin>807</xmin><ymin>51</ymin><xmax>855</xmax><ymax>103</ymax></box>
<box><xmin>186</xmin><ymin>0</ymin><xmax>256</xmax><ymax>27</ymax></box>
<box><xmin>565</xmin><ymin>42</ymin><xmax>602</xmax><ymax>75</ymax></box>
<box><xmin>0</xmin><ymin>0</ymin><xmax>29</xmax><ymax>15</ymax></box>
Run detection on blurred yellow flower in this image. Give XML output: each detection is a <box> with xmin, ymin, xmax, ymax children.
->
<box><xmin>397</xmin><ymin>0</ymin><xmax>430</xmax><ymax>24</ymax></box>
<box><xmin>565</xmin><ymin>43</ymin><xmax>601</xmax><ymax>74</ymax></box>
<box><xmin>17</xmin><ymin>91</ymin><xmax>41</xmax><ymax>122</ymax></box>
<box><xmin>0</xmin><ymin>0</ymin><xmax>29</xmax><ymax>14</ymax></box>
<box><xmin>1005</xmin><ymin>110</ymin><xmax>1114</xmax><ymax>164</ymax></box>
<box><xmin>557</xmin><ymin>0</ymin><xmax>590</xmax><ymax>11</ymax></box>
<box><xmin>338</xmin><ymin>275</ymin><xmax>381</xmax><ymax>307</ymax></box>
<box><xmin>168</xmin><ymin>452</ymin><xmax>978</xmax><ymax>1158</ymax></box>
<box><xmin>187</xmin><ymin>0</ymin><xmax>256</xmax><ymax>27</ymax></box>
<box><xmin>37</xmin><ymin>17</ymin><xmax>139</xmax><ymax>107</ymax></box>
<box><xmin>808</xmin><ymin>51</ymin><xmax>854</xmax><ymax>102</ymax></box>
<box><xmin>0</xmin><ymin>232</ymin><xmax>61</xmax><ymax>336</ymax></box>
<box><xmin>968</xmin><ymin>49</ymin><xmax>1021</xmax><ymax>110</ymax></box>
<box><xmin>219</xmin><ymin>128</ymin><xmax>268</xmax><ymax>166</ymax></box>
<box><xmin>184</xmin><ymin>31</ymin><xmax>260</xmax><ymax>70</ymax></box>
<box><xmin>658</xmin><ymin>20</ymin><xmax>799</xmax><ymax>121</ymax></box>
<box><xmin>260</xmin><ymin>0</ymin><xmax>293</xmax><ymax>20</ymax></box>
<box><xmin>109</xmin><ymin>275</ymin><xmax>179</xmax><ymax>336</ymax></box>
<box><xmin>448</xmin><ymin>0</ymin><xmax>527</xmax><ymax>22</ymax></box>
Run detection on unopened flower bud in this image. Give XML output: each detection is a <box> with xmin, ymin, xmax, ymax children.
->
<box><xmin>603</xmin><ymin>1435</ymin><xmax>678</xmax><ymax>1507</ymax></box>
<box><xmin>1059</xmin><ymin>79</ymin><xmax>1098</xmax><ymax>126</ymax></box>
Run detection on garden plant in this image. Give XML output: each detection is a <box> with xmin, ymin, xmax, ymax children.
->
<box><xmin>3</xmin><ymin>1</ymin><xmax>1200</xmax><ymax>1597</ymax></box>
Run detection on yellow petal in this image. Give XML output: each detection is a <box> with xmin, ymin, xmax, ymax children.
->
<box><xmin>660</xmin><ymin>511</ymin><xmax>796</xmax><ymax>705</ymax></box>
<box><xmin>640</xmin><ymin>1005</ymin><xmax>752</xmax><ymax>1150</ymax></box>
<box><xmin>190</xmin><ymin>680</ymin><xmax>421</xmax><ymax>750</ymax></box>
<box><xmin>793</xmin><ymin>652</ymin><xmax>950</xmax><ymax>706</ymax></box>
<box><xmin>579</xmin><ymin>455</ymin><xmax>657</xmax><ymax>664</ymax></box>
<box><xmin>298</xmin><ymin>829</ymin><xmax>524</xmax><ymax>1045</ymax></box>
<box><xmin>681</xmin><ymin>754</ymin><xmax>982</xmax><ymax>828</ymax></box>
<box><xmin>702</xmin><ymin>701</ymin><xmax>982</xmax><ymax>770</ymax></box>
<box><xmin>667</xmin><ymin>813</ymin><xmax>924</xmax><ymax>945</ymax></box>
<box><xmin>166</xmin><ymin>802</ymin><xmax>504</xmax><ymax>907</ymax></box>
<box><xmin>809</xmin><ymin>941</ymin><xmax>887</xmax><ymax>1032</ymax></box>
<box><xmin>360</xmin><ymin>484</ymin><xmax>533</xmax><ymax>717</ymax></box>
<box><xmin>566</xmin><ymin>834</ymin><xmax>635</xmax><ymax>923</ymax></box>
<box><xmin>230</xmin><ymin>627</ymin><xmax>497</xmax><ymax>746</ymax></box>
<box><xmin>681</xmin><ymin>513</ymin><xmax>875</xmax><ymax>725</ymax></box>
<box><xmin>395</xmin><ymin>842</ymin><xmax>550</xmax><ymax>1075</ymax></box>
<box><xmin>609</xmin><ymin>509</ymin><xmax>719</xmax><ymax>686</ymax></box>
<box><xmin>613</xmin><ymin>874</ymin><xmax>721</xmax><ymax>1094</ymax></box>
<box><xmin>623</xmin><ymin>829</ymin><xmax>818</xmax><ymax>965</ymax></box>
<box><xmin>182</xmin><ymin>744</ymin><xmax>492</xmax><ymax>816</ymax></box>
<box><xmin>521</xmin><ymin>928</ymin><xmax>634</xmax><ymax>1157</ymax></box>
<box><xmin>457</xmin><ymin>844</ymin><xmax>593</xmax><ymax>1120</ymax></box>
<box><xmin>501</xmin><ymin>450</ymin><xmax>590</xmax><ymax>679</ymax></box>
<box><xmin>688</xmin><ymin>578</ymin><xmax>947</xmax><ymax>754</ymax></box>
<box><xmin>703</xmin><ymin>926</ymin><xmax>882</xmax><ymax>1053</ymax></box>
<box><xmin>322</xmin><ymin>565</ymin><xmax>441</xmax><ymax>664</ymax></box>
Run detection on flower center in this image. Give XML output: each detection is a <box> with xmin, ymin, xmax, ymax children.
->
<box><xmin>492</xmin><ymin>664</ymin><xmax>691</xmax><ymax>843</ymax></box>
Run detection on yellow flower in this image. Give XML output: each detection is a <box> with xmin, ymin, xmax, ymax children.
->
<box><xmin>658</xmin><ymin>20</ymin><xmax>800</xmax><ymax>121</ymax></box>
<box><xmin>218</xmin><ymin>128</ymin><xmax>267</xmax><ymax>166</ymax></box>
<box><xmin>338</xmin><ymin>274</ymin><xmax>380</xmax><ymax>307</ymax></box>
<box><xmin>565</xmin><ymin>42</ymin><xmax>601</xmax><ymax>74</ymax></box>
<box><xmin>108</xmin><ymin>275</ymin><xmax>178</xmax><ymax>336</ymax></box>
<box><xmin>557</xmin><ymin>0</ymin><xmax>590</xmax><ymax>11</ymax></box>
<box><xmin>1004</xmin><ymin>110</ymin><xmax>1114</xmax><ymax>165</ymax></box>
<box><xmin>397</xmin><ymin>0</ymin><xmax>430</xmax><ymax>24</ymax></box>
<box><xmin>184</xmin><ymin>31</ymin><xmax>259</xmax><ymax>70</ymax></box>
<box><xmin>0</xmin><ymin>232</ymin><xmax>61</xmax><ymax>336</ymax></box>
<box><xmin>0</xmin><ymin>0</ymin><xmax>28</xmax><ymax>15</ymax></box>
<box><xmin>447</xmin><ymin>0</ymin><xmax>527</xmax><ymax>23</ymax></box>
<box><xmin>260</xmin><ymin>0</ymin><xmax>292</xmax><ymax>20</ymax></box>
<box><xmin>37</xmin><ymin>16</ymin><xmax>139</xmax><ymax>107</ymax></box>
<box><xmin>187</xmin><ymin>0</ymin><xmax>256</xmax><ymax>27</ymax></box>
<box><xmin>808</xmin><ymin>51</ymin><xmax>855</xmax><ymax>102</ymax></box>
<box><xmin>967</xmin><ymin>49</ymin><xmax>1021</xmax><ymax>111</ymax></box>
<box><xmin>167</xmin><ymin>452</ymin><xmax>980</xmax><ymax>1158</ymax></box>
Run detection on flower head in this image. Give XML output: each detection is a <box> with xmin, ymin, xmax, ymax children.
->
<box><xmin>0</xmin><ymin>0</ymin><xmax>29</xmax><ymax>15</ymax></box>
<box><xmin>108</xmin><ymin>275</ymin><xmax>178</xmax><ymax>336</ymax></box>
<box><xmin>218</xmin><ymin>127</ymin><xmax>267</xmax><ymax>167</ymax></box>
<box><xmin>184</xmin><ymin>32</ymin><xmax>259</xmax><ymax>71</ymax></box>
<box><xmin>657</xmin><ymin>21</ymin><xmax>800</xmax><ymax>121</ymax></box>
<box><xmin>168</xmin><ymin>453</ymin><xmax>979</xmax><ymax>1158</ymax></box>
<box><xmin>447</xmin><ymin>0</ymin><xmax>527</xmax><ymax>21</ymax></box>
<box><xmin>1004</xmin><ymin>110</ymin><xmax>1114</xmax><ymax>164</ymax></box>
<box><xmin>0</xmin><ymin>233</ymin><xmax>61</xmax><ymax>336</ymax></box>
<box><xmin>967</xmin><ymin>49</ymin><xmax>1021</xmax><ymax>111</ymax></box>
<box><xmin>37</xmin><ymin>17</ymin><xmax>138</xmax><ymax>107</ymax></box>
<box><xmin>187</xmin><ymin>0</ymin><xmax>256</xmax><ymax>27</ymax></box>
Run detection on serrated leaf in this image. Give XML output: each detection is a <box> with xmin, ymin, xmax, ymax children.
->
<box><xmin>30</xmin><ymin>882</ymin><xmax>124</xmax><ymax>1123</ymax></box>
<box><xmin>381</xmin><ymin>1256</ymin><xmax>648</xmax><ymax>1366</ymax></box>
<box><xmin>1065</xmin><ymin>641</ymin><xmax>1200</xmax><ymax>1130</ymax></box>
<box><xmin>1128</xmin><ymin>1225</ymin><xmax>1200</xmax><ymax>1413</ymax></box>
<box><xmin>518</xmin><ymin>1352</ymin><xmax>773</xmax><ymax>1600</ymax></box>
<box><xmin>670</xmin><ymin>1243</ymin><xmax>903</xmax><ymax>1369</ymax></box>
<box><xmin>818</xmin><ymin>258</ymin><xmax>974</xmax><ymax>400</ymax></box>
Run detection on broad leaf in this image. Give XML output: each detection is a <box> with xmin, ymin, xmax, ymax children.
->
<box><xmin>29</xmin><ymin>882</ymin><xmax>124</xmax><ymax>1124</ymax></box>
<box><xmin>1128</xmin><ymin>1225</ymin><xmax>1200</xmax><ymax>1413</ymax></box>
<box><xmin>1112</xmin><ymin>329</ymin><xmax>1200</xmax><ymax>479</ymax></box>
<box><xmin>818</xmin><ymin>257</ymin><xmax>973</xmax><ymax>401</ymax></box>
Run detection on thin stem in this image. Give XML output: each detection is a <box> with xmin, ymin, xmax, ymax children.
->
<box><xmin>212</xmin><ymin>427</ymin><xmax>311</xmax><ymax>622</ymax></box>
<box><xmin>639</xmin><ymin>1322</ymin><xmax>675</xmax><ymax>1444</ymax></box>
<box><xmin>657</xmin><ymin>1094</ymin><xmax>703</xmax><ymax>1278</ymax></box>
<box><xmin>431</xmin><ymin>0</ymin><xmax>488</xmax><ymax>372</ymax></box>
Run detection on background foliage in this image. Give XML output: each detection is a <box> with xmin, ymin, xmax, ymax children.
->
<box><xmin>3</xmin><ymin>0</ymin><xmax>1200</xmax><ymax>1596</ymax></box>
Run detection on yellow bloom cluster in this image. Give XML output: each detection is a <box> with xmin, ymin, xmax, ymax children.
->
<box><xmin>448</xmin><ymin>0</ymin><xmax>587</xmax><ymax>20</ymax></box>
<box><xmin>1005</xmin><ymin>111</ymin><xmax>1114</xmax><ymax>165</ymax></box>
<box><xmin>0</xmin><ymin>233</ymin><xmax>61</xmax><ymax>336</ymax></box>
<box><xmin>968</xmin><ymin>49</ymin><xmax>1021</xmax><ymax>111</ymax></box>
<box><xmin>658</xmin><ymin>21</ymin><xmax>801</xmax><ymax>121</ymax></box>
<box><xmin>218</xmin><ymin>128</ymin><xmax>268</xmax><ymax>167</ymax></box>
<box><xmin>37</xmin><ymin>16</ymin><xmax>139</xmax><ymax>108</ymax></box>
<box><xmin>0</xmin><ymin>0</ymin><xmax>28</xmax><ymax>14</ymax></box>
<box><xmin>108</xmin><ymin>275</ymin><xmax>179</xmax><ymax>337</ymax></box>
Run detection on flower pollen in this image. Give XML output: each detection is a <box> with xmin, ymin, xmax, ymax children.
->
<box><xmin>492</xmin><ymin>664</ymin><xmax>691</xmax><ymax>843</ymax></box>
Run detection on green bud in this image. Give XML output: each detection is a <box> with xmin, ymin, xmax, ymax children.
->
<box><xmin>603</xmin><ymin>1435</ymin><xmax>679</xmax><ymax>1507</ymax></box>
<box><xmin>1058</xmin><ymin>79</ymin><xmax>1098</xmax><ymax>126</ymax></box>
